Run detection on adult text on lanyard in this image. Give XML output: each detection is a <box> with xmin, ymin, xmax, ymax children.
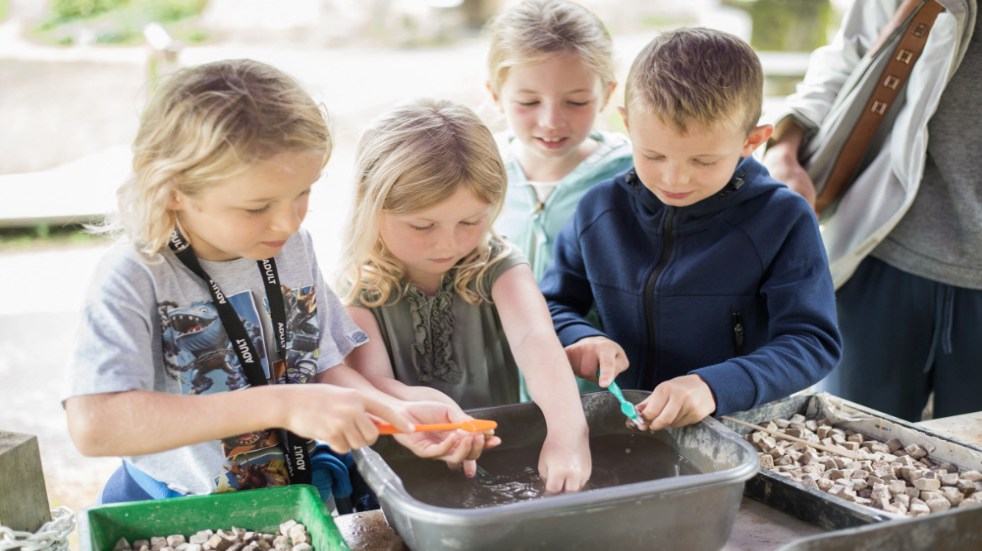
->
<box><xmin>168</xmin><ymin>229</ymin><xmax>312</xmax><ymax>486</ymax></box>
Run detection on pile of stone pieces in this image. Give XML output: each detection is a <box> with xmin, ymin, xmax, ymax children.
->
<box><xmin>747</xmin><ymin>413</ymin><xmax>982</xmax><ymax>517</ymax></box>
<box><xmin>111</xmin><ymin>520</ymin><xmax>313</xmax><ymax>551</ymax></box>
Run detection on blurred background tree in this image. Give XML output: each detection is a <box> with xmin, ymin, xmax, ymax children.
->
<box><xmin>725</xmin><ymin>0</ymin><xmax>834</xmax><ymax>51</ymax></box>
<box><xmin>35</xmin><ymin>0</ymin><xmax>208</xmax><ymax>45</ymax></box>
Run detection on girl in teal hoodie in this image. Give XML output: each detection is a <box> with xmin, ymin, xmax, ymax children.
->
<box><xmin>486</xmin><ymin>0</ymin><xmax>632</xmax><ymax>396</ymax></box>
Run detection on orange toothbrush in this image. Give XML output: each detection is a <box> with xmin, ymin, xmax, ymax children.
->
<box><xmin>375</xmin><ymin>419</ymin><xmax>497</xmax><ymax>435</ymax></box>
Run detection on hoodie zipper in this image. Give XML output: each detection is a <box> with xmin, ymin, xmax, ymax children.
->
<box><xmin>643</xmin><ymin>207</ymin><xmax>675</xmax><ymax>390</ymax></box>
<box><xmin>731</xmin><ymin>312</ymin><xmax>745</xmax><ymax>356</ymax></box>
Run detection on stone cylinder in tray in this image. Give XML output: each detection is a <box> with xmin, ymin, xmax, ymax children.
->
<box><xmin>721</xmin><ymin>393</ymin><xmax>982</xmax><ymax>531</ymax></box>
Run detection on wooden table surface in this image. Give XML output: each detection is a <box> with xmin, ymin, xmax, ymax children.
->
<box><xmin>333</xmin><ymin>411</ymin><xmax>982</xmax><ymax>551</ymax></box>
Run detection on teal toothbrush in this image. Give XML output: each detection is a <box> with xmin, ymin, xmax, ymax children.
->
<box><xmin>598</xmin><ymin>370</ymin><xmax>644</xmax><ymax>428</ymax></box>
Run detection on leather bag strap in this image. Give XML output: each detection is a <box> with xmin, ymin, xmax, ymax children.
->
<box><xmin>815</xmin><ymin>0</ymin><xmax>945</xmax><ymax>214</ymax></box>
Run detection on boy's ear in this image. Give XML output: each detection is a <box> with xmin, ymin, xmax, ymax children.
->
<box><xmin>741</xmin><ymin>124</ymin><xmax>774</xmax><ymax>157</ymax></box>
<box><xmin>617</xmin><ymin>106</ymin><xmax>630</xmax><ymax>133</ymax></box>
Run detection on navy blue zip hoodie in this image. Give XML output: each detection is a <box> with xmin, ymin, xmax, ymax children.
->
<box><xmin>541</xmin><ymin>156</ymin><xmax>842</xmax><ymax>416</ymax></box>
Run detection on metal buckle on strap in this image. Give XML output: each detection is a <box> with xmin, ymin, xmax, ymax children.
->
<box><xmin>883</xmin><ymin>75</ymin><xmax>901</xmax><ymax>90</ymax></box>
<box><xmin>896</xmin><ymin>49</ymin><xmax>914</xmax><ymax>64</ymax></box>
<box><xmin>871</xmin><ymin>101</ymin><xmax>889</xmax><ymax>115</ymax></box>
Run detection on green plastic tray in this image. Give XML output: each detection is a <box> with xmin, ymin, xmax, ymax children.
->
<box><xmin>79</xmin><ymin>485</ymin><xmax>349</xmax><ymax>551</ymax></box>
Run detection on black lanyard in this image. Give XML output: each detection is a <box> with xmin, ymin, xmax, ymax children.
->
<box><xmin>168</xmin><ymin>228</ymin><xmax>312</xmax><ymax>486</ymax></box>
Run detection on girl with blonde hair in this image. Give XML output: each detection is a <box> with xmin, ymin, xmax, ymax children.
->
<box><xmin>487</xmin><ymin>0</ymin><xmax>634</xmax><ymax>396</ymax></box>
<box><xmin>65</xmin><ymin>59</ymin><xmax>488</xmax><ymax>505</ymax></box>
<box><xmin>341</xmin><ymin>98</ymin><xmax>591</xmax><ymax>492</ymax></box>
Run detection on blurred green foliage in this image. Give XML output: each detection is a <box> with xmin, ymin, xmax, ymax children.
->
<box><xmin>725</xmin><ymin>0</ymin><xmax>835</xmax><ymax>52</ymax></box>
<box><xmin>48</xmin><ymin>0</ymin><xmax>129</xmax><ymax>21</ymax></box>
<box><xmin>36</xmin><ymin>0</ymin><xmax>208</xmax><ymax>46</ymax></box>
<box><xmin>0</xmin><ymin>0</ymin><xmax>10</xmax><ymax>23</ymax></box>
<box><xmin>0</xmin><ymin>224</ymin><xmax>108</xmax><ymax>252</ymax></box>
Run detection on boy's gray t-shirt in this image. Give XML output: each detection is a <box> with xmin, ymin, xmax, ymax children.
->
<box><xmin>66</xmin><ymin>229</ymin><xmax>367</xmax><ymax>496</ymax></box>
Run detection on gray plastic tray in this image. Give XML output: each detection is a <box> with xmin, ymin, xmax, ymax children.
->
<box><xmin>353</xmin><ymin>390</ymin><xmax>759</xmax><ymax>551</ymax></box>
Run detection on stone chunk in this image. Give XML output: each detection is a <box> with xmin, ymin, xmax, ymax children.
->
<box><xmin>927</xmin><ymin>498</ymin><xmax>951</xmax><ymax>512</ymax></box>
<box><xmin>894</xmin><ymin>494</ymin><xmax>911</xmax><ymax>509</ymax></box>
<box><xmin>885</xmin><ymin>439</ymin><xmax>903</xmax><ymax>453</ymax></box>
<box><xmin>942</xmin><ymin>487</ymin><xmax>964</xmax><ymax>506</ymax></box>
<box><xmin>115</xmin><ymin>538</ymin><xmax>132</xmax><ymax>551</ymax></box>
<box><xmin>167</xmin><ymin>536</ymin><xmax>186</xmax><ymax>549</ymax></box>
<box><xmin>272</xmin><ymin>536</ymin><xmax>291</xmax><ymax>551</ymax></box>
<box><xmin>207</xmin><ymin>535</ymin><xmax>232</xmax><ymax>551</ymax></box>
<box><xmin>871</xmin><ymin>484</ymin><xmax>891</xmax><ymax>502</ymax></box>
<box><xmin>961</xmin><ymin>470</ymin><xmax>982</xmax><ymax>482</ymax></box>
<box><xmin>774</xmin><ymin>455</ymin><xmax>793</xmax><ymax>466</ymax></box>
<box><xmin>905</xmin><ymin>444</ymin><xmax>928</xmax><ymax>459</ymax></box>
<box><xmin>851</xmin><ymin>469</ymin><xmax>869</xmax><ymax>480</ymax></box>
<box><xmin>957</xmin><ymin>478</ymin><xmax>977</xmax><ymax>495</ymax></box>
<box><xmin>909</xmin><ymin>502</ymin><xmax>931</xmax><ymax>516</ymax></box>
<box><xmin>278</xmin><ymin>521</ymin><xmax>297</xmax><ymax>538</ymax></box>
<box><xmin>759</xmin><ymin>454</ymin><xmax>774</xmax><ymax>469</ymax></box>
<box><xmin>888</xmin><ymin>480</ymin><xmax>907</xmax><ymax>495</ymax></box>
<box><xmin>941</xmin><ymin>473</ymin><xmax>959</xmax><ymax>486</ymax></box>
<box><xmin>915</xmin><ymin>478</ymin><xmax>942</xmax><ymax>491</ymax></box>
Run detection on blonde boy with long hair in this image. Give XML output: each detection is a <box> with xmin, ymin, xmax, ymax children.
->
<box><xmin>65</xmin><ymin>60</ymin><xmax>489</xmax><ymax>504</ymax></box>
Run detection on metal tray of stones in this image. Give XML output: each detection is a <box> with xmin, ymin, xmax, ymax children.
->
<box><xmin>774</xmin><ymin>501</ymin><xmax>982</xmax><ymax>551</ymax></box>
<box><xmin>353</xmin><ymin>390</ymin><xmax>759</xmax><ymax>551</ymax></box>
<box><xmin>722</xmin><ymin>392</ymin><xmax>982</xmax><ymax>531</ymax></box>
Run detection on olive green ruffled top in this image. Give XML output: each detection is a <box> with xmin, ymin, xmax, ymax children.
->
<box><xmin>357</xmin><ymin>245</ymin><xmax>527</xmax><ymax>409</ymax></box>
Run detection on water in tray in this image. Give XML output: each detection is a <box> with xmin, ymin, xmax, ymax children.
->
<box><xmin>386</xmin><ymin>433</ymin><xmax>701</xmax><ymax>508</ymax></box>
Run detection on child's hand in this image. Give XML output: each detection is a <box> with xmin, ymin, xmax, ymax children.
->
<box><xmin>539</xmin><ymin>427</ymin><xmax>591</xmax><ymax>494</ymax></box>
<box><xmin>564</xmin><ymin>336</ymin><xmax>630</xmax><ymax>387</ymax></box>
<box><xmin>634</xmin><ymin>374</ymin><xmax>716</xmax><ymax>431</ymax></box>
<box><xmin>283</xmin><ymin>385</ymin><xmax>413</xmax><ymax>454</ymax></box>
<box><xmin>392</xmin><ymin>400</ymin><xmax>502</xmax><ymax>476</ymax></box>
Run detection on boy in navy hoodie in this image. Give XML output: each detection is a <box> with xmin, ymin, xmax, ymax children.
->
<box><xmin>541</xmin><ymin>28</ymin><xmax>842</xmax><ymax>429</ymax></box>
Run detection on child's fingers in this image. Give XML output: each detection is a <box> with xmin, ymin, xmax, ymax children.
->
<box><xmin>462</xmin><ymin>459</ymin><xmax>477</xmax><ymax>478</ymax></box>
<box><xmin>648</xmin><ymin>396</ymin><xmax>683</xmax><ymax>432</ymax></box>
<box><xmin>597</xmin><ymin>352</ymin><xmax>617</xmax><ymax>388</ymax></box>
<box><xmin>463</xmin><ymin>434</ymin><xmax>485</xmax><ymax>461</ymax></box>
<box><xmin>363</xmin><ymin>395</ymin><xmax>415</xmax><ymax>433</ymax></box>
